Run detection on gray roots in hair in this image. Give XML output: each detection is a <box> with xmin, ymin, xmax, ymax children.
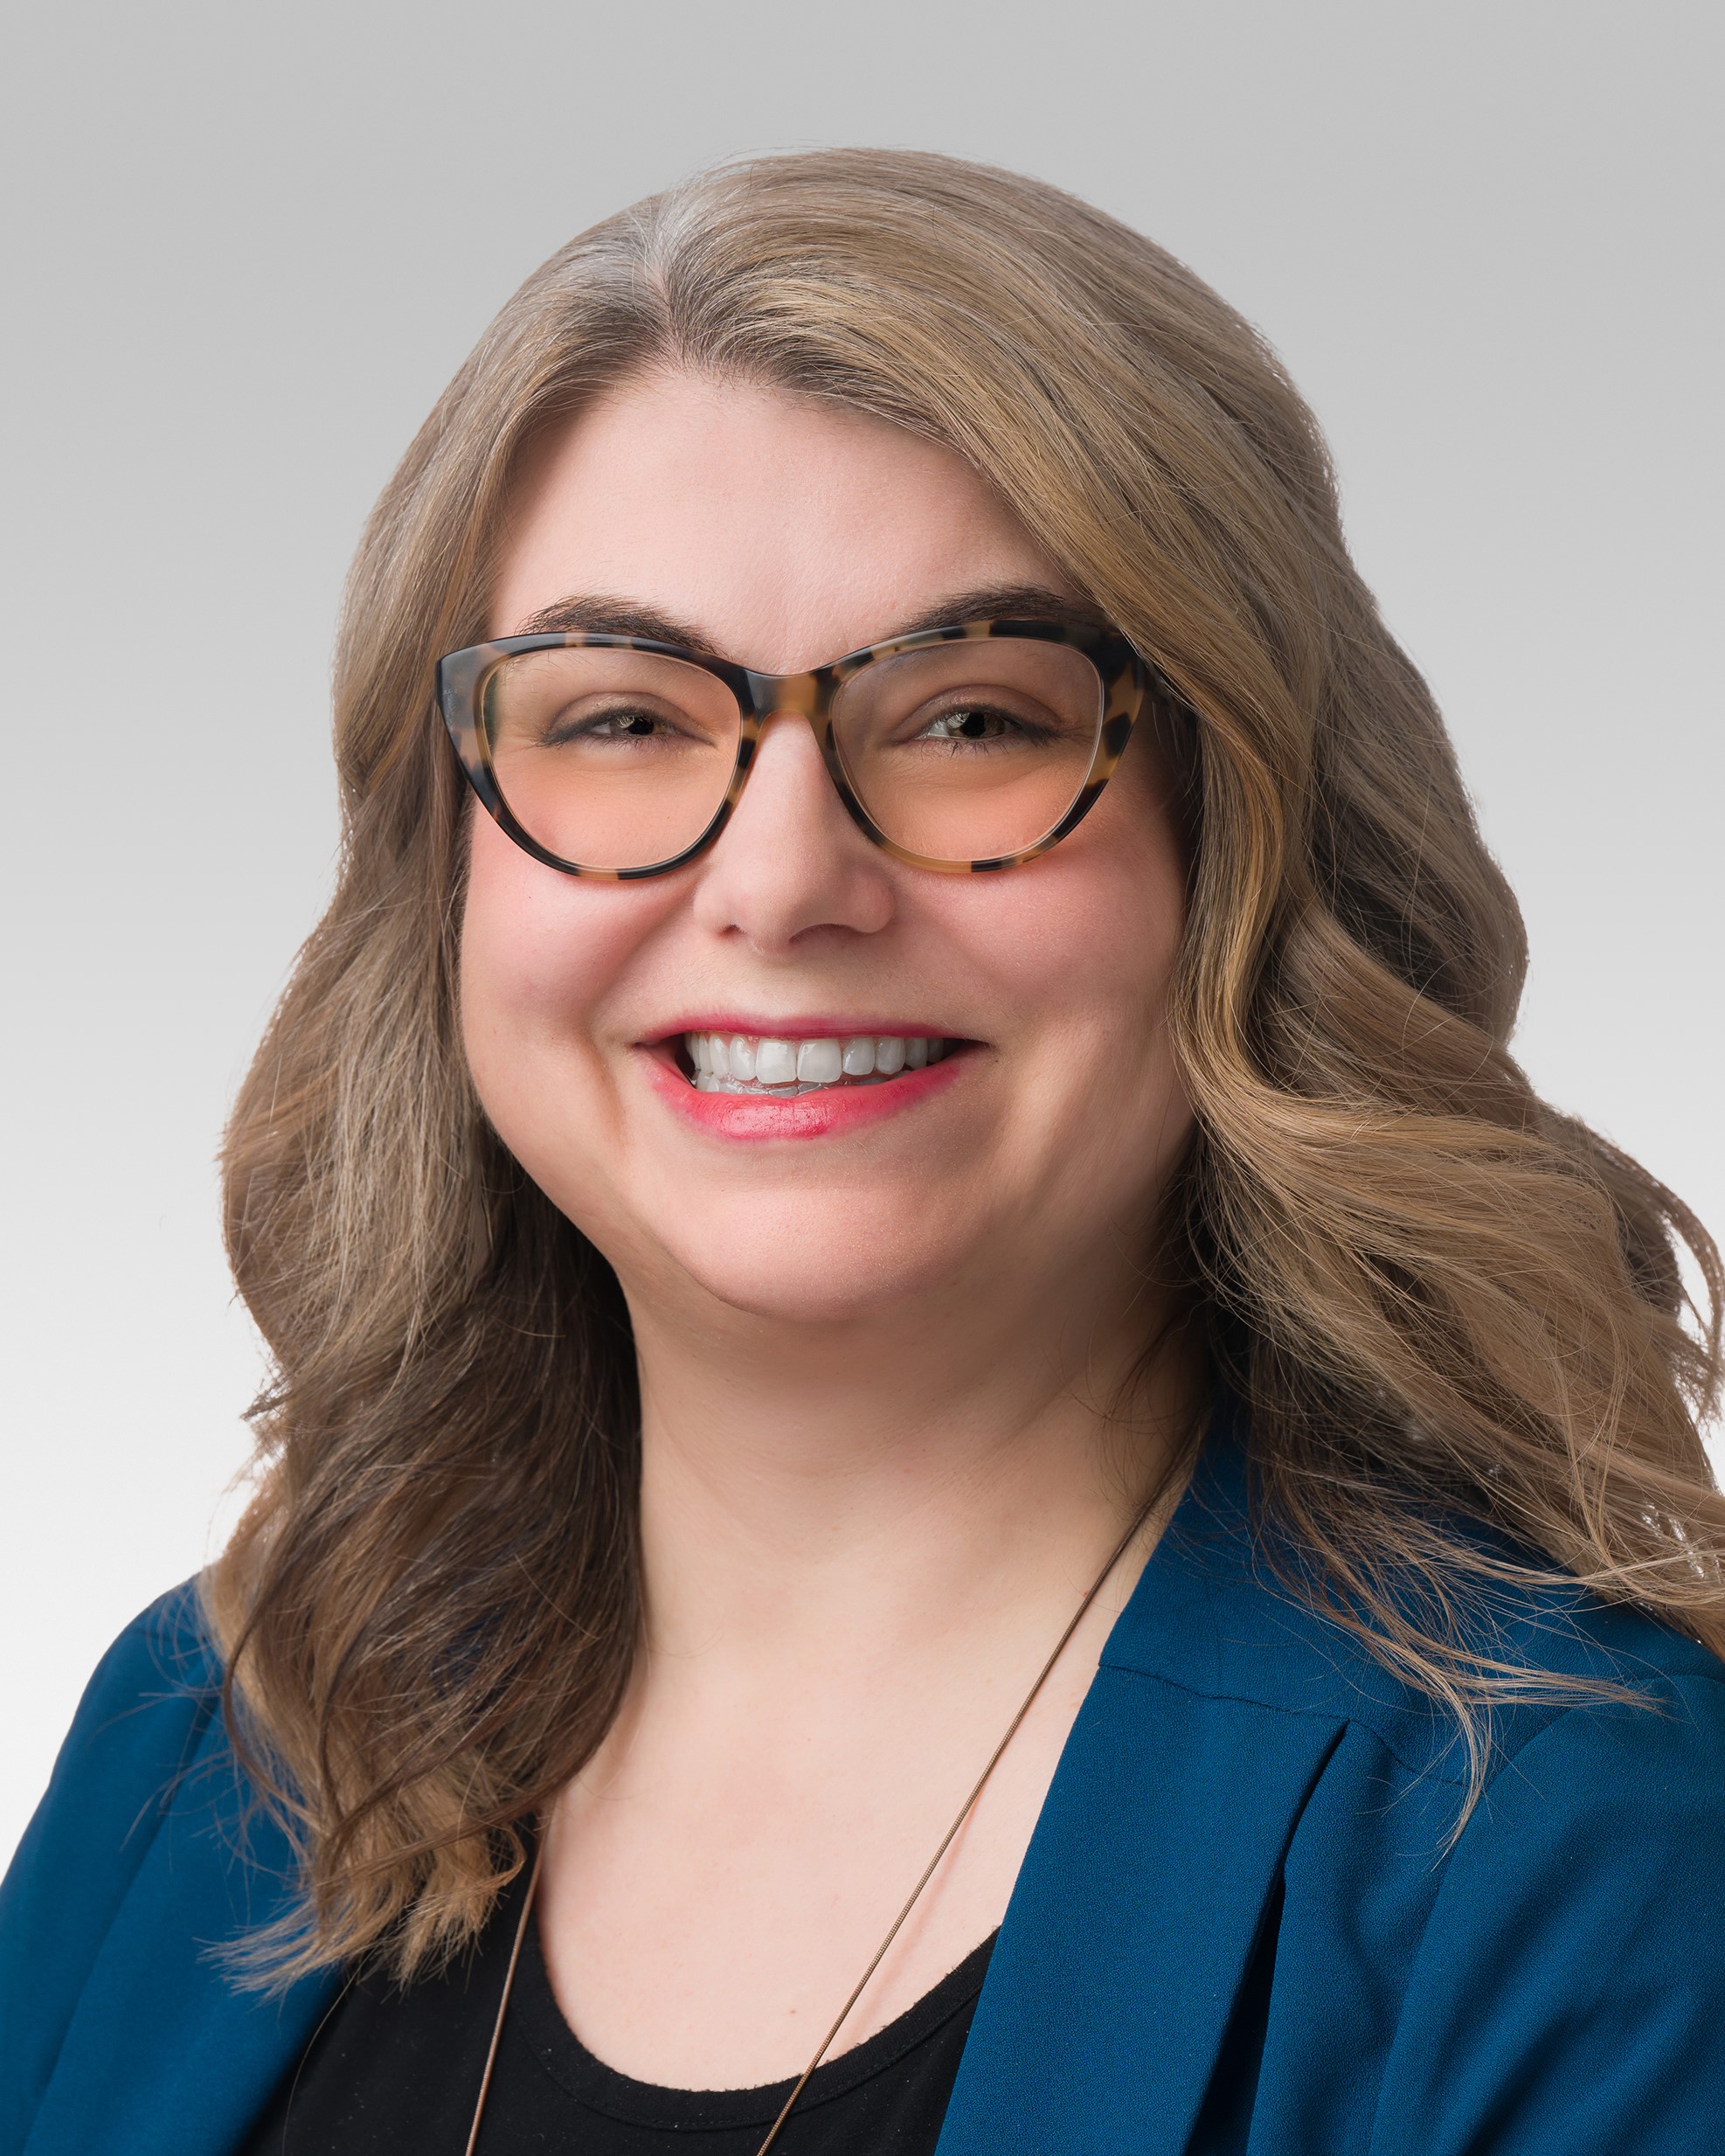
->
<box><xmin>211</xmin><ymin>147</ymin><xmax>1723</xmax><ymax>1984</ymax></box>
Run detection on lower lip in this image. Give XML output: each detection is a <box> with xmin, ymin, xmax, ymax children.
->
<box><xmin>641</xmin><ymin>1046</ymin><xmax>970</xmax><ymax>1140</ymax></box>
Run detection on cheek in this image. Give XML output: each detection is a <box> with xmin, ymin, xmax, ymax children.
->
<box><xmin>983</xmin><ymin>869</ymin><xmax>1178</xmax><ymax>1027</ymax></box>
<box><xmin>458</xmin><ymin>818</ymin><xmax>658</xmax><ymax>1140</ymax></box>
<box><xmin>955</xmin><ymin>782</ymin><xmax>1187</xmax><ymax>1063</ymax></box>
<box><xmin>938</xmin><ymin>779</ymin><xmax>1192</xmax><ymax>1191</ymax></box>
<box><xmin>462</xmin><ymin>823</ymin><xmax>589</xmax><ymax>1046</ymax></box>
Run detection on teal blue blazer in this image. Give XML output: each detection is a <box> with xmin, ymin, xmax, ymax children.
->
<box><xmin>7</xmin><ymin>1419</ymin><xmax>1725</xmax><ymax>2154</ymax></box>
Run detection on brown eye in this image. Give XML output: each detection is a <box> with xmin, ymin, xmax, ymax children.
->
<box><xmin>912</xmin><ymin>701</ymin><xmax>1058</xmax><ymax>748</ymax></box>
<box><xmin>925</xmin><ymin>707</ymin><xmax>1013</xmax><ymax>742</ymax></box>
<box><xmin>542</xmin><ymin>704</ymin><xmax>686</xmax><ymax>748</ymax></box>
<box><xmin>572</xmin><ymin>711</ymin><xmax>663</xmax><ymax>740</ymax></box>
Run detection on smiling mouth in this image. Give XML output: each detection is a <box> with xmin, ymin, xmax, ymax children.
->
<box><xmin>682</xmin><ymin>1029</ymin><xmax>954</xmax><ymax>1095</ymax></box>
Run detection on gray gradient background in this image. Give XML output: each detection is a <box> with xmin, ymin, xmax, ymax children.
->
<box><xmin>3</xmin><ymin>0</ymin><xmax>1720</xmax><ymax>1867</ymax></box>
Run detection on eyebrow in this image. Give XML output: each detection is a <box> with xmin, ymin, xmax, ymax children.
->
<box><xmin>514</xmin><ymin>594</ymin><xmax>723</xmax><ymax>652</ymax></box>
<box><xmin>510</xmin><ymin>583</ymin><xmax>1106</xmax><ymax>663</ymax></box>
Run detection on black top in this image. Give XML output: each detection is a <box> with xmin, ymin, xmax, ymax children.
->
<box><xmin>241</xmin><ymin>1867</ymin><xmax>995</xmax><ymax>2155</ymax></box>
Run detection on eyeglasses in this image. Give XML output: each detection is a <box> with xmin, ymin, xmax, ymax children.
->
<box><xmin>437</xmin><ymin>617</ymin><xmax>1155</xmax><ymax>878</ymax></box>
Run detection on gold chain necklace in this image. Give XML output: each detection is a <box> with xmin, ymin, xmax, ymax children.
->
<box><xmin>463</xmin><ymin>1497</ymin><xmax>1157</xmax><ymax>2156</ymax></box>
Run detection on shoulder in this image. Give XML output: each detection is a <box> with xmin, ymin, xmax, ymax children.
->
<box><xmin>63</xmin><ymin>1577</ymin><xmax>220</xmax><ymax>1712</ymax></box>
<box><xmin>0</xmin><ymin>1581</ymin><xmax>229</xmax><ymax>2146</ymax></box>
<box><xmin>20</xmin><ymin>1579</ymin><xmax>225</xmax><ymax>1834</ymax></box>
<box><xmin>1107</xmin><ymin>1421</ymin><xmax>1725</xmax><ymax>1792</ymax></box>
<box><xmin>3</xmin><ymin>1577</ymin><xmax>226</xmax><ymax>1894</ymax></box>
<box><xmin>6</xmin><ymin>1578</ymin><xmax>224</xmax><ymax>1864</ymax></box>
<box><xmin>1361</xmin><ymin>1674</ymin><xmax>1725</xmax><ymax>2153</ymax></box>
<box><xmin>1091</xmin><ymin>1433</ymin><xmax>1725</xmax><ymax>2150</ymax></box>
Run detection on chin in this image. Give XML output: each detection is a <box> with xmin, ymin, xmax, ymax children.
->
<box><xmin>635</xmin><ymin>1190</ymin><xmax>983</xmax><ymax>1328</ymax></box>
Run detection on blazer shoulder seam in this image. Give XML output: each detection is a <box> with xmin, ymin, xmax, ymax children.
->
<box><xmin>1098</xmin><ymin>1657</ymin><xmax>1468</xmax><ymax>1786</ymax></box>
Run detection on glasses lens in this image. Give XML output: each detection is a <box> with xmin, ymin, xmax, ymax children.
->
<box><xmin>482</xmin><ymin>646</ymin><xmax>742</xmax><ymax>871</ymax></box>
<box><xmin>832</xmin><ymin>638</ymin><xmax>1105</xmax><ymax>863</ymax></box>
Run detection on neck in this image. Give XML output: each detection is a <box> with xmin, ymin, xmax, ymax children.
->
<box><xmin>624</xmin><ymin>1270</ymin><xmax>1202</xmax><ymax>1668</ymax></box>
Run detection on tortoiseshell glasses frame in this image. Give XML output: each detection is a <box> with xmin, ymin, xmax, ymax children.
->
<box><xmin>436</xmin><ymin>616</ymin><xmax>1158</xmax><ymax>879</ymax></box>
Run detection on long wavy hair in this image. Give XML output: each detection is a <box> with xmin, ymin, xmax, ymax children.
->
<box><xmin>211</xmin><ymin>148</ymin><xmax>1723</xmax><ymax>1983</ymax></box>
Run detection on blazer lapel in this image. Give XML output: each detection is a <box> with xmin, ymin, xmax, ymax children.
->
<box><xmin>937</xmin><ymin>1670</ymin><xmax>1341</xmax><ymax>2154</ymax></box>
<box><xmin>937</xmin><ymin>1418</ymin><xmax>1347</xmax><ymax>2155</ymax></box>
<box><xmin>23</xmin><ymin>1702</ymin><xmax>338</xmax><ymax>2156</ymax></box>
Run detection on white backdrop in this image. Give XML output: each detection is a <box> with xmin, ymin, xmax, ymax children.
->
<box><xmin>3</xmin><ymin>0</ymin><xmax>1720</xmax><ymax>1867</ymax></box>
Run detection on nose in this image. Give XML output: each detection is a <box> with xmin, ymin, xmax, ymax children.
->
<box><xmin>689</xmin><ymin>711</ymin><xmax>894</xmax><ymax>955</ymax></box>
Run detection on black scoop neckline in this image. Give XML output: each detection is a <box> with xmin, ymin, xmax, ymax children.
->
<box><xmin>510</xmin><ymin>1914</ymin><xmax>999</xmax><ymax>2131</ymax></box>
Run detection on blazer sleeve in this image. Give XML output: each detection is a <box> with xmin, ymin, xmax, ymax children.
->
<box><xmin>1368</xmin><ymin>1672</ymin><xmax>1725</xmax><ymax>2156</ymax></box>
<box><xmin>0</xmin><ymin>1586</ymin><xmax>218</xmax><ymax>2152</ymax></box>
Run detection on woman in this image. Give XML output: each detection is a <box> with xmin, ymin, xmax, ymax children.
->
<box><xmin>4</xmin><ymin>148</ymin><xmax>1723</xmax><ymax>2156</ymax></box>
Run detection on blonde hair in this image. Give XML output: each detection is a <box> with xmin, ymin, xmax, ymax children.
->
<box><xmin>211</xmin><ymin>148</ymin><xmax>1722</xmax><ymax>1981</ymax></box>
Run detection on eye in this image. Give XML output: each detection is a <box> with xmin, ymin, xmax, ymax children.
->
<box><xmin>541</xmin><ymin>701</ymin><xmax>692</xmax><ymax>748</ymax></box>
<box><xmin>577</xmin><ymin>710</ymin><xmax>664</xmax><ymax>739</ymax></box>
<box><xmin>908</xmin><ymin>698</ymin><xmax>1061</xmax><ymax>751</ymax></box>
<box><xmin>920</xmin><ymin>705</ymin><xmax>1015</xmax><ymax>743</ymax></box>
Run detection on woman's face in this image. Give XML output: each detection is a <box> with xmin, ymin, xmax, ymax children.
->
<box><xmin>465</xmin><ymin>371</ymin><xmax>1193</xmax><ymax>1336</ymax></box>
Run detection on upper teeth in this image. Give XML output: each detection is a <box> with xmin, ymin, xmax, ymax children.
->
<box><xmin>684</xmin><ymin>1031</ymin><xmax>946</xmax><ymax>1092</ymax></box>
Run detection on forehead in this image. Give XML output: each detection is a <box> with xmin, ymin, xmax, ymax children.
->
<box><xmin>489</xmin><ymin>369</ymin><xmax>1077</xmax><ymax>674</ymax></box>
